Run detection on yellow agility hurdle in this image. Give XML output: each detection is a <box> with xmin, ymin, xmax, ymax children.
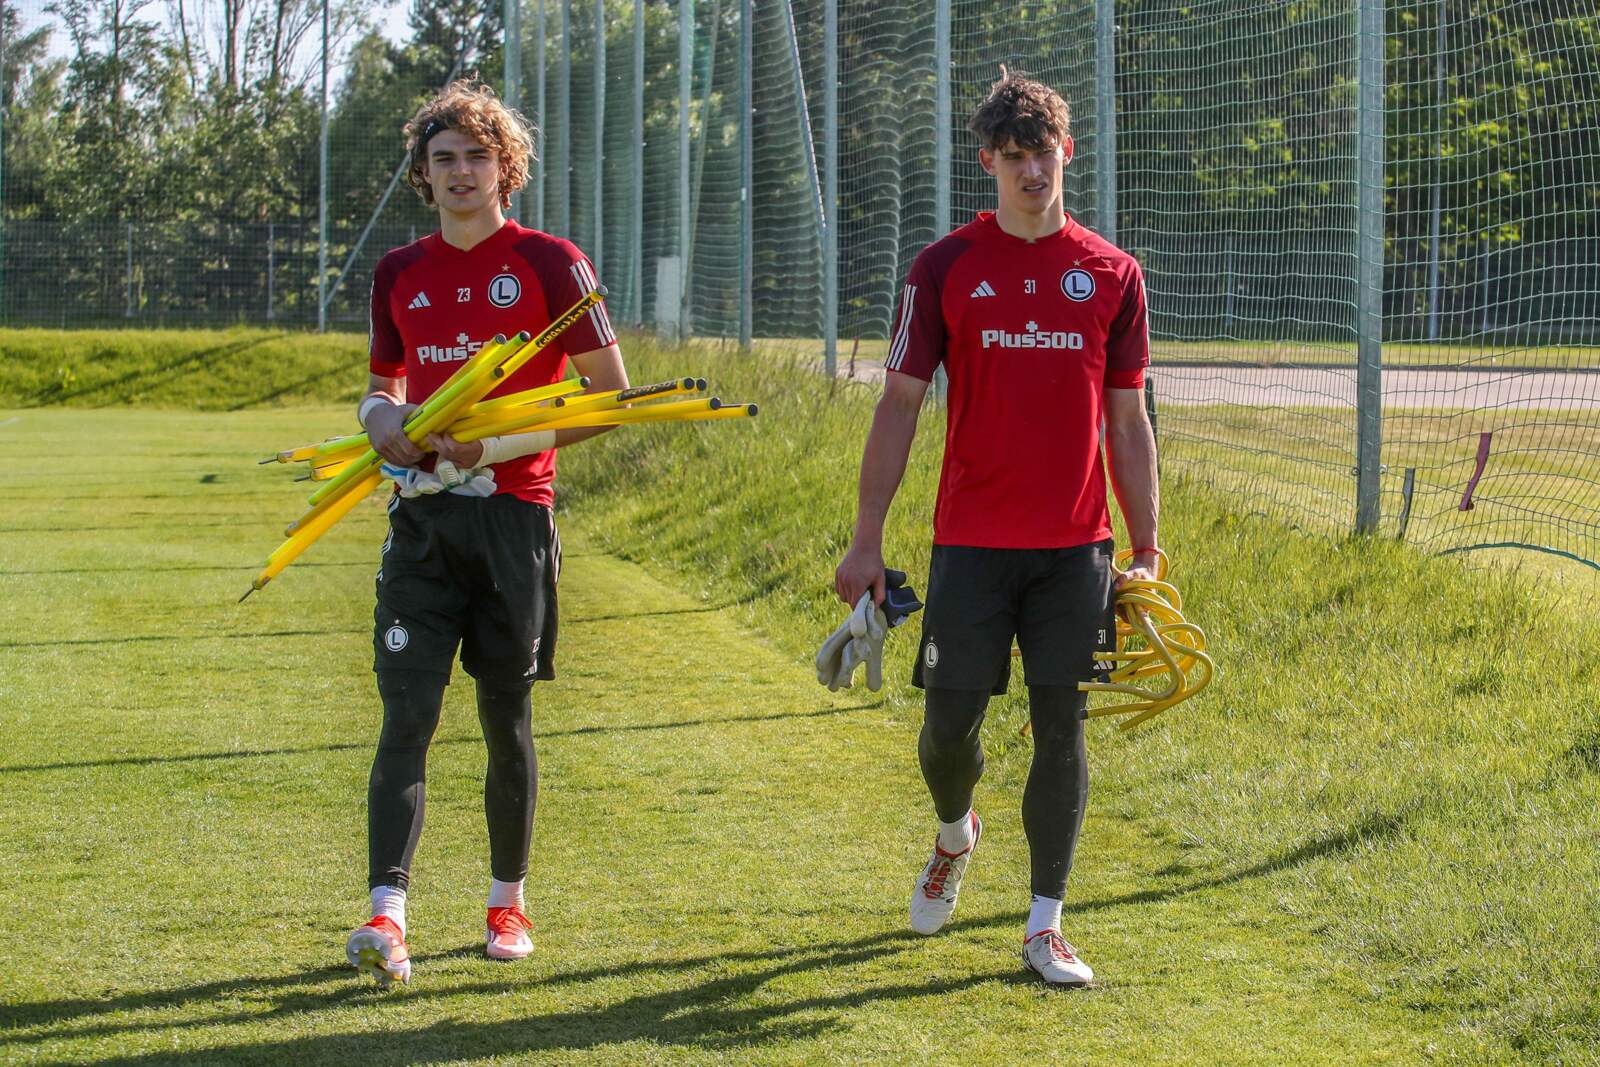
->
<box><xmin>1016</xmin><ymin>549</ymin><xmax>1213</xmax><ymax>733</ymax></box>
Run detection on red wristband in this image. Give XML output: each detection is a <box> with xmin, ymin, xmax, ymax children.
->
<box><xmin>1130</xmin><ymin>546</ymin><xmax>1160</xmax><ymax>554</ymax></box>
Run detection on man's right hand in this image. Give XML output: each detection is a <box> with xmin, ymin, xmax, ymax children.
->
<box><xmin>366</xmin><ymin>401</ymin><xmax>422</xmax><ymax>467</ymax></box>
<box><xmin>835</xmin><ymin>541</ymin><xmax>886</xmax><ymax>607</ymax></box>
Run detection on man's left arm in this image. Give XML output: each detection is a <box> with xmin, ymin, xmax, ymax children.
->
<box><xmin>1104</xmin><ymin>387</ymin><xmax>1160</xmax><ymax>586</ymax></box>
<box><xmin>549</xmin><ymin>343</ymin><xmax>629</xmax><ymax>447</ymax></box>
<box><xmin>429</xmin><ymin>343</ymin><xmax>628</xmax><ymax>466</ymax></box>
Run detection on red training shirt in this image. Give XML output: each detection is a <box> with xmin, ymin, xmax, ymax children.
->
<box><xmin>369</xmin><ymin>219</ymin><xmax>617</xmax><ymax>506</ymax></box>
<box><xmin>885</xmin><ymin>211</ymin><xmax>1149</xmax><ymax>549</ymax></box>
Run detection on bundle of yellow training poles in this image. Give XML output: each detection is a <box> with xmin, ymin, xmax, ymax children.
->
<box><xmin>243</xmin><ymin>286</ymin><xmax>757</xmax><ymax>600</ymax></box>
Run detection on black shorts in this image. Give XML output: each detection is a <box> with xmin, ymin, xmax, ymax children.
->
<box><xmin>373</xmin><ymin>491</ymin><xmax>560</xmax><ymax>687</ymax></box>
<box><xmin>912</xmin><ymin>540</ymin><xmax>1116</xmax><ymax>694</ymax></box>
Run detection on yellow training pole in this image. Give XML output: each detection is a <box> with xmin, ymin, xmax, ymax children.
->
<box><xmin>302</xmin><ymin>333</ymin><xmax>521</xmax><ymax>512</ymax></box>
<box><xmin>265</xmin><ymin>374</ymin><xmax>587</xmax><ymax>466</ymax></box>
<box><xmin>496</xmin><ymin>400</ymin><xmax>756</xmax><ymax>435</ymax></box>
<box><xmin>241</xmin><ymin>469</ymin><xmax>384</xmax><ymax>601</ymax></box>
<box><xmin>450</xmin><ymin>380</ymin><xmax>706</xmax><ymax>439</ymax></box>
<box><xmin>453</xmin><ymin>397</ymin><xmax>732</xmax><ymax>441</ymax></box>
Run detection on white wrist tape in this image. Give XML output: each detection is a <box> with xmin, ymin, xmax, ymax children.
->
<box><xmin>358</xmin><ymin>394</ymin><xmax>392</xmax><ymax>429</ymax></box>
<box><xmin>476</xmin><ymin>429</ymin><xmax>557</xmax><ymax>466</ymax></box>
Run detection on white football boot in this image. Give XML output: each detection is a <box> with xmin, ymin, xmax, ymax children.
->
<box><xmin>1022</xmin><ymin>929</ymin><xmax>1093</xmax><ymax>986</ymax></box>
<box><xmin>345</xmin><ymin>916</ymin><xmax>412</xmax><ymax>987</ymax></box>
<box><xmin>909</xmin><ymin>813</ymin><xmax>982</xmax><ymax>935</ymax></box>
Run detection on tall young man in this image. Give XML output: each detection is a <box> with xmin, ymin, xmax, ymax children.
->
<box><xmin>344</xmin><ymin>81</ymin><xmax>626</xmax><ymax>986</ymax></box>
<box><xmin>834</xmin><ymin>69</ymin><xmax>1159</xmax><ymax>986</ymax></box>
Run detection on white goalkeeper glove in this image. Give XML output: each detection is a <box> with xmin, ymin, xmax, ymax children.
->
<box><xmin>380</xmin><ymin>461</ymin><xmax>496</xmax><ymax>498</ymax></box>
<box><xmin>816</xmin><ymin>592</ymin><xmax>888</xmax><ymax>692</ymax></box>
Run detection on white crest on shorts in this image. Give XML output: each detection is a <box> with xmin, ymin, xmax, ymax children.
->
<box><xmin>384</xmin><ymin>625</ymin><xmax>409</xmax><ymax>652</ymax></box>
<box><xmin>924</xmin><ymin>639</ymin><xmax>939</xmax><ymax>670</ymax></box>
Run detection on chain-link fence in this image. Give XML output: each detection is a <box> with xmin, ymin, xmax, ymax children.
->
<box><xmin>2</xmin><ymin>1</ymin><xmax>1596</xmax><ymax>566</ymax></box>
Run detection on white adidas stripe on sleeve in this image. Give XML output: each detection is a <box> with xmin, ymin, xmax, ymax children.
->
<box><xmin>886</xmin><ymin>284</ymin><xmax>917</xmax><ymax>370</ymax></box>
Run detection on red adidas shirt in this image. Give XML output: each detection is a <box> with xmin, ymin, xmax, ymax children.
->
<box><xmin>886</xmin><ymin>211</ymin><xmax>1148</xmax><ymax>548</ymax></box>
<box><xmin>369</xmin><ymin>219</ymin><xmax>616</xmax><ymax>506</ymax></box>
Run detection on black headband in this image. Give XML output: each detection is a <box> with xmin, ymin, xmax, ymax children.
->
<box><xmin>416</xmin><ymin>119</ymin><xmax>449</xmax><ymax>154</ymax></box>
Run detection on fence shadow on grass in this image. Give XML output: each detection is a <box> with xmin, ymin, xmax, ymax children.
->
<box><xmin>5</xmin><ymin>917</ymin><xmax>1018</xmax><ymax>1062</ymax></box>
<box><xmin>227</xmin><ymin>362</ymin><xmax>353</xmax><ymax>411</ymax></box>
<box><xmin>0</xmin><ymin>703</ymin><xmax>881</xmax><ymax>775</ymax></box>
<box><xmin>26</xmin><ymin>336</ymin><xmax>278</xmax><ymax>407</ymax></box>
<box><xmin>1071</xmin><ymin>805</ymin><xmax>1419</xmax><ymax>916</ymax></box>
<box><xmin>4</xmin><ymin>809</ymin><xmax>1409</xmax><ymax>1061</ymax></box>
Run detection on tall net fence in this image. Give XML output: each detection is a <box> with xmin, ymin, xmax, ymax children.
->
<box><xmin>1</xmin><ymin>0</ymin><xmax>1595</xmax><ymax>566</ymax></box>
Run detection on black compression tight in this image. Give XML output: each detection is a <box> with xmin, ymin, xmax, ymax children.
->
<box><xmin>477</xmin><ymin>681</ymin><xmax>537</xmax><ymax>883</ymax></box>
<box><xmin>919</xmin><ymin>688</ymin><xmax>990</xmax><ymax>823</ymax></box>
<box><xmin>367</xmin><ymin>671</ymin><xmax>538</xmax><ymax>890</ymax></box>
<box><xmin>1022</xmin><ymin>685</ymin><xmax>1089</xmax><ymax>900</ymax></box>
<box><xmin>919</xmin><ymin>684</ymin><xmax>1089</xmax><ymax>899</ymax></box>
<box><xmin>368</xmin><ymin>671</ymin><xmax>447</xmax><ymax>891</ymax></box>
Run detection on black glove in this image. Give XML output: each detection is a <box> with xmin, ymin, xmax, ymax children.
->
<box><xmin>881</xmin><ymin>568</ymin><xmax>923</xmax><ymax>629</ymax></box>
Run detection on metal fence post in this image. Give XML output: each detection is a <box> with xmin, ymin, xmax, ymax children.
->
<box><xmin>317</xmin><ymin>0</ymin><xmax>329</xmax><ymax>332</ymax></box>
<box><xmin>1095</xmin><ymin>0</ymin><xmax>1117</xmax><ymax>243</ymax></box>
<box><xmin>558</xmin><ymin>0</ymin><xmax>571</xmax><ymax>236</ymax></box>
<box><xmin>932</xmin><ymin>0</ymin><xmax>950</xmax><ymax>397</ymax></box>
<box><xmin>739</xmin><ymin>0</ymin><xmax>753</xmax><ymax>350</ymax></box>
<box><xmin>678</xmin><ymin>0</ymin><xmax>693</xmax><ymax>341</ymax></box>
<box><xmin>125</xmin><ymin>221</ymin><xmax>134</xmax><ymax>318</ymax></box>
<box><xmin>0</xmin><ymin>1</ymin><xmax>7</xmax><ymax>324</ymax></box>
<box><xmin>1426</xmin><ymin>0</ymin><xmax>1445</xmax><ymax>341</ymax></box>
<box><xmin>593</xmin><ymin>0</ymin><xmax>605</xmax><ymax>278</ymax></box>
<box><xmin>1355</xmin><ymin>0</ymin><xmax>1385</xmax><ymax>533</ymax></box>
<box><xmin>535</xmin><ymin>0</ymin><xmax>546</xmax><ymax>229</ymax></box>
<box><xmin>267</xmin><ymin>222</ymin><xmax>276</xmax><ymax>320</ymax></box>
<box><xmin>506</xmin><ymin>0</ymin><xmax>522</xmax><ymax>221</ymax></box>
<box><xmin>934</xmin><ymin>0</ymin><xmax>950</xmax><ymax>237</ymax></box>
<box><xmin>822</xmin><ymin>0</ymin><xmax>837</xmax><ymax>376</ymax></box>
<box><xmin>631</xmin><ymin>0</ymin><xmax>644</xmax><ymax>325</ymax></box>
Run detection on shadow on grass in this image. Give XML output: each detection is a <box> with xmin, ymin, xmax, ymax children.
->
<box><xmin>564</xmin><ymin>604</ymin><xmax>729</xmax><ymax>625</ymax></box>
<box><xmin>4</xmin><ymin>919</ymin><xmax>1018</xmax><ymax>1062</ymax></box>
<box><xmin>1073</xmin><ymin>806</ymin><xmax>1418</xmax><ymax>915</ymax></box>
<box><xmin>0</xmin><ymin>628</ymin><xmax>367</xmax><ymax>650</ymax></box>
<box><xmin>2</xmin><ymin>812</ymin><xmax>1414</xmax><ymax>1060</ymax></box>
<box><xmin>0</xmin><ymin>704</ymin><xmax>881</xmax><ymax>775</ymax></box>
<box><xmin>0</xmin><ymin>561</ymin><xmax>371</xmax><ymax>577</ymax></box>
<box><xmin>27</xmin><ymin>336</ymin><xmax>278</xmax><ymax>407</ymax></box>
<box><xmin>0</xmin><ymin>518</ymin><xmax>259</xmax><ymax>534</ymax></box>
<box><xmin>228</xmin><ymin>362</ymin><xmax>353</xmax><ymax>411</ymax></box>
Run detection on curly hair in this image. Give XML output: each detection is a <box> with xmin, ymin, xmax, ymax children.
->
<box><xmin>968</xmin><ymin>65</ymin><xmax>1071</xmax><ymax>151</ymax></box>
<box><xmin>404</xmin><ymin>80</ymin><xmax>536</xmax><ymax>209</ymax></box>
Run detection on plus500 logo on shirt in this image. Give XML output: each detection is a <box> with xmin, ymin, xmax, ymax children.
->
<box><xmin>979</xmin><ymin>322</ymin><xmax>1086</xmax><ymax>350</ymax></box>
<box><xmin>415</xmin><ymin>334</ymin><xmax>486</xmax><ymax>364</ymax></box>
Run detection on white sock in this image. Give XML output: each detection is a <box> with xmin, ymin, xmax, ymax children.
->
<box><xmin>488</xmin><ymin>877</ymin><xmax>525</xmax><ymax>910</ymax></box>
<box><xmin>1027</xmin><ymin>895</ymin><xmax>1063</xmax><ymax>939</ymax></box>
<box><xmin>937</xmin><ymin>810</ymin><xmax>975</xmax><ymax>854</ymax></box>
<box><xmin>370</xmin><ymin>885</ymin><xmax>407</xmax><ymax>937</ymax></box>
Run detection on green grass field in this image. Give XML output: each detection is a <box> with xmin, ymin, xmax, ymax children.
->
<box><xmin>2</xmin><ymin>332</ymin><xmax>1599</xmax><ymax>1064</ymax></box>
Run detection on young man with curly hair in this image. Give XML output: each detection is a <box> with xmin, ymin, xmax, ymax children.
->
<box><xmin>344</xmin><ymin>80</ymin><xmax>627</xmax><ymax>986</ymax></box>
<box><xmin>834</xmin><ymin>68</ymin><xmax>1159</xmax><ymax>986</ymax></box>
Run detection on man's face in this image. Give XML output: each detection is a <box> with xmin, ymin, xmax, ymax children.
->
<box><xmin>422</xmin><ymin>129</ymin><xmax>502</xmax><ymax>216</ymax></box>
<box><xmin>979</xmin><ymin>136</ymin><xmax>1072</xmax><ymax>217</ymax></box>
